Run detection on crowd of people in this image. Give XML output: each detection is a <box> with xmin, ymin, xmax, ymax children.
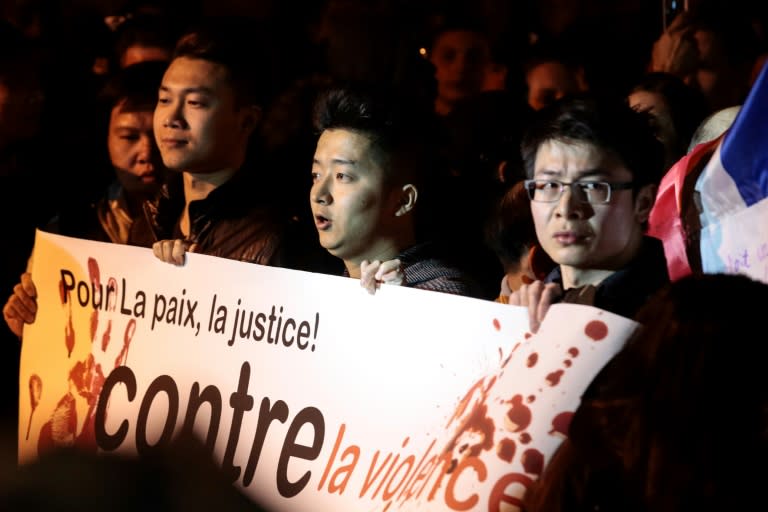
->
<box><xmin>2</xmin><ymin>0</ymin><xmax>768</xmax><ymax>509</ymax></box>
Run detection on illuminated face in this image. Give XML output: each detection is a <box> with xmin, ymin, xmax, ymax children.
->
<box><xmin>108</xmin><ymin>102</ymin><xmax>165</xmax><ymax>194</ymax></box>
<box><xmin>530</xmin><ymin>140</ymin><xmax>648</xmax><ymax>274</ymax></box>
<box><xmin>310</xmin><ymin>129</ymin><xmax>401</xmax><ymax>264</ymax></box>
<box><xmin>526</xmin><ymin>61</ymin><xmax>580</xmax><ymax>111</ymax></box>
<box><xmin>154</xmin><ymin>57</ymin><xmax>250</xmax><ymax>173</ymax></box>
<box><xmin>430</xmin><ymin>30</ymin><xmax>490</xmax><ymax>110</ymax></box>
<box><xmin>681</xmin><ymin>29</ymin><xmax>741</xmax><ymax>111</ymax></box>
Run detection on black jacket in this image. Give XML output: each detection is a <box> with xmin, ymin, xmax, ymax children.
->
<box><xmin>544</xmin><ymin>236</ymin><xmax>670</xmax><ymax>320</ymax></box>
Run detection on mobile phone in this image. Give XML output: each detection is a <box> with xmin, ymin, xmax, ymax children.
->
<box><xmin>662</xmin><ymin>0</ymin><xmax>688</xmax><ymax>31</ymax></box>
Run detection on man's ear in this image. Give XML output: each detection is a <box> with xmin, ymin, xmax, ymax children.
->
<box><xmin>634</xmin><ymin>183</ymin><xmax>657</xmax><ymax>223</ymax></box>
<box><xmin>240</xmin><ymin>105</ymin><xmax>262</xmax><ymax>137</ymax></box>
<box><xmin>395</xmin><ymin>184</ymin><xmax>418</xmax><ymax>217</ymax></box>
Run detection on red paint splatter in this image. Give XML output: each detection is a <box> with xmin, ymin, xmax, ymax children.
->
<box><xmin>87</xmin><ymin>257</ymin><xmax>100</xmax><ymax>285</ymax></box>
<box><xmin>88</xmin><ymin>258</ymin><xmax>101</xmax><ymax>344</ymax></box>
<box><xmin>68</xmin><ymin>357</ymin><xmax>91</xmax><ymax>395</ymax></box>
<box><xmin>522</xmin><ymin>449</ymin><xmax>544</xmax><ymax>475</ymax></box>
<box><xmin>564</xmin><ymin>359</ymin><xmax>572</xmax><ymax>368</ymax></box>
<box><xmin>546</xmin><ymin>369</ymin><xmax>564</xmax><ymax>386</ymax></box>
<box><xmin>497</xmin><ymin>438</ymin><xmax>516</xmax><ymax>462</ymax></box>
<box><xmin>492</xmin><ymin>318</ymin><xmax>501</xmax><ymax>331</ymax></box>
<box><xmin>527</xmin><ymin>395</ymin><xmax>536</xmax><ymax>403</ymax></box>
<box><xmin>90</xmin><ymin>310</ymin><xmax>99</xmax><ymax>343</ymax></box>
<box><xmin>64</xmin><ymin>313</ymin><xmax>75</xmax><ymax>358</ymax></box>
<box><xmin>526</xmin><ymin>352</ymin><xmax>538</xmax><ymax>368</ymax></box>
<box><xmin>585</xmin><ymin>320</ymin><xmax>608</xmax><ymax>341</ymax></box>
<box><xmin>444</xmin><ymin>377</ymin><xmax>498</xmax><ymax>468</ymax></box>
<box><xmin>40</xmin><ymin>260</ymin><xmax>138</xmax><ymax>458</ymax></box>
<box><xmin>519</xmin><ymin>432</ymin><xmax>532</xmax><ymax>444</ymax></box>
<box><xmin>504</xmin><ymin>395</ymin><xmax>532</xmax><ymax>432</ymax></box>
<box><xmin>38</xmin><ymin>393</ymin><xmax>77</xmax><ymax>454</ymax></box>
<box><xmin>549</xmin><ymin>411</ymin><xmax>573</xmax><ymax>437</ymax></box>
<box><xmin>26</xmin><ymin>374</ymin><xmax>42</xmax><ymax>440</ymax></box>
<box><xmin>568</xmin><ymin>347</ymin><xmax>579</xmax><ymax>357</ymax></box>
<box><xmin>37</xmin><ymin>420</ymin><xmax>54</xmax><ymax>454</ymax></box>
<box><xmin>106</xmin><ymin>278</ymin><xmax>118</xmax><ymax>311</ymax></box>
<box><xmin>114</xmin><ymin>319</ymin><xmax>136</xmax><ymax>367</ymax></box>
<box><xmin>524</xmin><ymin>332</ymin><xmax>532</xmax><ymax>339</ymax></box>
<box><xmin>101</xmin><ymin>320</ymin><xmax>112</xmax><ymax>351</ymax></box>
<box><xmin>447</xmin><ymin>378</ymin><xmax>485</xmax><ymax>427</ymax></box>
<box><xmin>446</xmin><ymin>402</ymin><xmax>495</xmax><ymax>460</ymax></box>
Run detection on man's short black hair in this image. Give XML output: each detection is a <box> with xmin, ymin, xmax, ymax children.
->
<box><xmin>172</xmin><ymin>17</ymin><xmax>270</xmax><ymax>107</ymax></box>
<box><xmin>521</xmin><ymin>93</ymin><xmax>665</xmax><ymax>190</ymax></box>
<box><xmin>312</xmin><ymin>82</ymin><xmax>439</xmax><ymax>188</ymax></box>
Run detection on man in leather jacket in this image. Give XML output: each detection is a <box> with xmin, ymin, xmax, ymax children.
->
<box><xmin>142</xmin><ymin>18</ymin><xmax>337</xmax><ymax>274</ymax></box>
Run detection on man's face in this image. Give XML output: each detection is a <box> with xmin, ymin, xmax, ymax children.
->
<box><xmin>310</xmin><ymin>128</ymin><xmax>401</xmax><ymax>263</ymax></box>
<box><xmin>430</xmin><ymin>30</ymin><xmax>490</xmax><ymax>105</ymax></box>
<box><xmin>108</xmin><ymin>102</ymin><xmax>165</xmax><ymax>194</ymax></box>
<box><xmin>526</xmin><ymin>61</ymin><xmax>580</xmax><ymax>111</ymax></box>
<box><xmin>154</xmin><ymin>56</ymin><xmax>248</xmax><ymax>173</ymax></box>
<box><xmin>530</xmin><ymin>139</ymin><xmax>647</xmax><ymax>272</ymax></box>
<box><xmin>684</xmin><ymin>29</ymin><xmax>737</xmax><ymax>111</ymax></box>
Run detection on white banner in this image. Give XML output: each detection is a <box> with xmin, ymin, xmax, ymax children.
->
<box><xmin>19</xmin><ymin>230</ymin><xmax>638</xmax><ymax>511</ymax></box>
<box><xmin>700</xmin><ymin>196</ymin><xmax>768</xmax><ymax>282</ymax></box>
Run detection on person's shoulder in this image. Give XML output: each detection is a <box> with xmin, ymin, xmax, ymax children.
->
<box><xmin>593</xmin><ymin>236</ymin><xmax>670</xmax><ymax>318</ymax></box>
<box><xmin>401</xmin><ymin>242</ymin><xmax>487</xmax><ymax>298</ymax></box>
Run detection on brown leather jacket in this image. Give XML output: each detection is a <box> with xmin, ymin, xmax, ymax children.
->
<box><xmin>130</xmin><ymin>169</ymin><xmax>340</xmax><ymax>273</ymax></box>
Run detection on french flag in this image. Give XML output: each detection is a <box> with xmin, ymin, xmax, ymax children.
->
<box><xmin>696</xmin><ymin>59</ymin><xmax>768</xmax><ymax>228</ymax></box>
<box><xmin>648</xmin><ymin>59</ymin><xmax>768</xmax><ymax>280</ymax></box>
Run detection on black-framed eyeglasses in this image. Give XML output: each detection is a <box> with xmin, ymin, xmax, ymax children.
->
<box><xmin>524</xmin><ymin>179</ymin><xmax>635</xmax><ymax>204</ymax></box>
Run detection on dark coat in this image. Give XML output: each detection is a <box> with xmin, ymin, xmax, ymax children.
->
<box><xmin>544</xmin><ymin>236</ymin><xmax>670</xmax><ymax>320</ymax></box>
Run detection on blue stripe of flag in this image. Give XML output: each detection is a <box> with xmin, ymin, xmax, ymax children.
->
<box><xmin>719</xmin><ymin>59</ymin><xmax>768</xmax><ymax>206</ymax></box>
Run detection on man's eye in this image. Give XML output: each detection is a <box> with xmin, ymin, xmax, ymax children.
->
<box><xmin>119</xmin><ymin>135</ymin><xmax>140</xmax><ymax>141</ymax></box>
<box><xmin>157</xmin><ymin>97</ymin><xmax>170</xmax><ymax>105</ymax></box>
<box><xmin>336</xmin><ymin>172</ymin><xmax>352</xmax><ymax>182</ymax></box>
<box><xmin>310</xmin><ymin>172</ymin><xmax>320</xmax><ymax>182</ymax></box>
<box><xmin>540</xmin><ymin>181</ymin><xmax>558</xmax><ymax>190</ymax></box>
<box><xmin>579</xmin><ymin>182</ymin><xmax>600</xmax><ymax>191</ymax></box>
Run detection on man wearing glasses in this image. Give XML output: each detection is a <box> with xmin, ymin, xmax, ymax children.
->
<box><xmin>509</xmin><ymin>94</ymin><xmax>670</xmax><ymax>332</ymax></box>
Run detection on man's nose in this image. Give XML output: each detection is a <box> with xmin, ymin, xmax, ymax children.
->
<box><xmin>136</xmin><ymin>135</ymin><xmax>153</xmax><ymax>162</ymax></box>
<box><xmin>555</xmin><ymin>185</ymin><xmax>587</xmax><ymax>218</ymax></box>
<box><xmin>162</xmin><ymin>101</ymin><xmax>185</xmax><ymax>128</ymax></box>
<box><xmin>311</xmin><ymin>176</ymin><xmax>332</xmax><ymax>204</ymax></box>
